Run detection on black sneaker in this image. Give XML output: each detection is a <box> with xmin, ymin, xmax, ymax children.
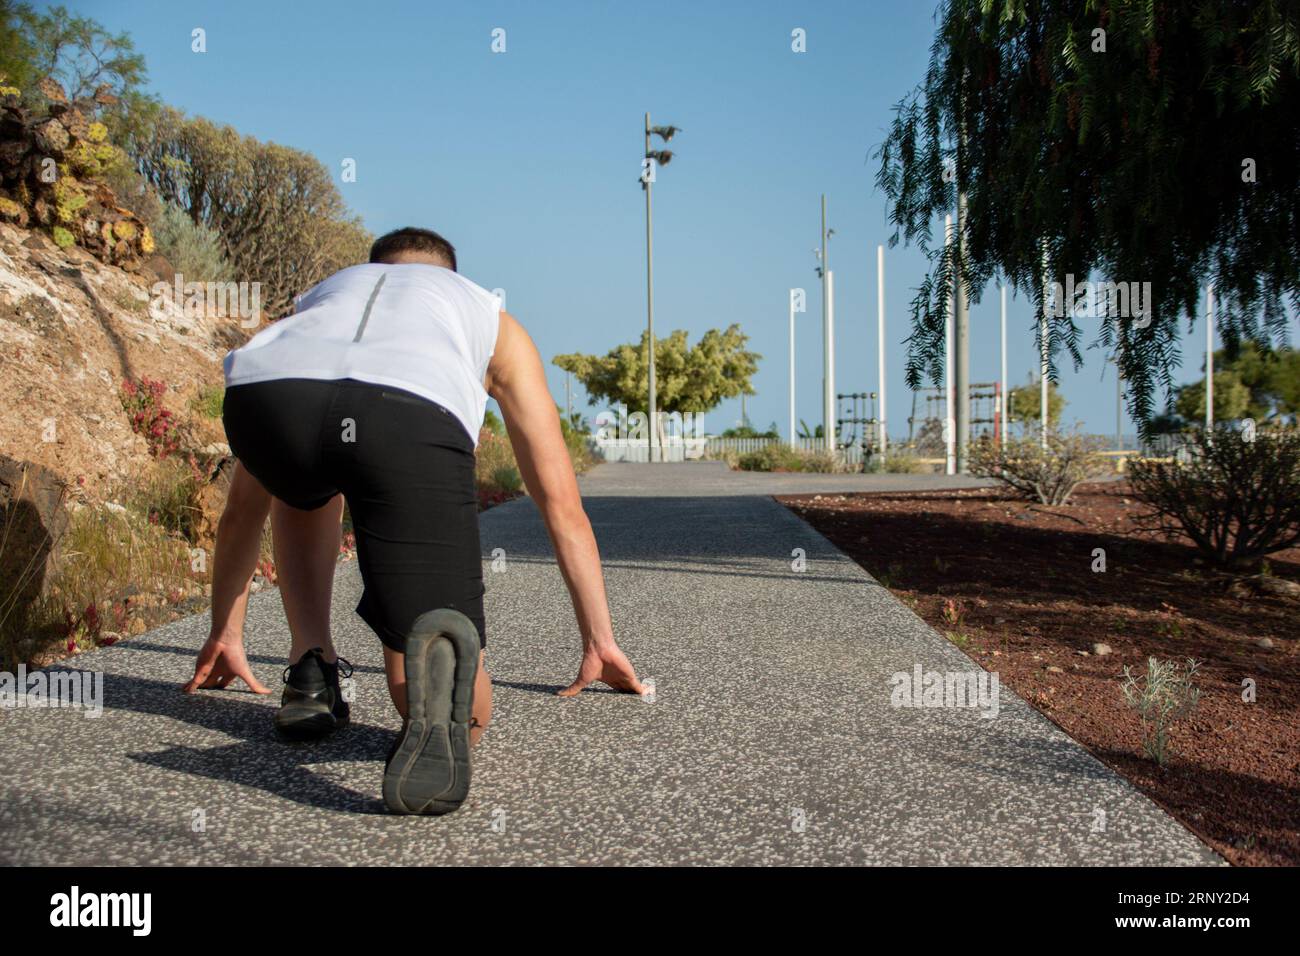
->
<box><xmin>382</xmin><ymin>609</ymin><xmax>478</xmax><ymax>815</ymax></box>
<box><xmin>274</xmin><ymin>648</ymin><xmax>352</xmax><ymax>741</ymax></box>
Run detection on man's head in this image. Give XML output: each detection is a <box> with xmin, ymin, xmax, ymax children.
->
<box><xmin>368</xmin><ymin>227</ymin><xmax>457</xmax><ymax>270</ymax></box>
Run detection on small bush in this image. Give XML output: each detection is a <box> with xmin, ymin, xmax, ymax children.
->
<box><xmin>558</xmin><ymin>411</ymin><xmax>597</xmax><ymax>474</ymax></box>
<box><xmin>1121</xmin><ymin>657</ymin><xmax>1202</xmax><ymax>766</ymax></box>
<box><xmin>1128</xmin><ymin>426</ymin><xmax>1300</xmax><ymax>571</ymax></box>
<box><xmin>1</xmin><ymin>503</ymin><xmax>198</xmax><ymax>668</ymax></box>
<box><xmin>190</xmin><ymin>384</ymin><xmax>224</xmax><ymax>419</ymax></box>
<box><xmin>882</xmin><ymin>453</ymin><xmax>924</xmax><ymax>474</ymax></box>
<box><xmin>968</xmin><ymin>430</ymin><xmax>1109</xmax><ymax>505</ymax></box>
<box><xmin>152</xmin><ymin>202</ymin><xmax>234</xmax><ymax>283</ymax></box>
<box><xmin>736</xmin><ymin>444</ymin><xmax>850</xmax><ymax>473</ymax></box>
<box><xmin>737</xmin><ymin>444</ymin><xmax>805</xmax><ymax>472</ymax></box>
<box><xmin>127</xmin><ymin>456</ymin><xmax>204</xmax><ymax>541</ymax></box>
<box><xmin>482</xmin><ymin>408</ymin><xmax>506</xmax><ymax>437</ymax></box>
<box><xmin>475</xmin><ymin>427</ymin><xmax>520</xmax><ymax>495</ymax></box>
<box><xmin>120</xmin><ymin>376</ymin><xmax>181</xmax><ymax>459</ymax></box>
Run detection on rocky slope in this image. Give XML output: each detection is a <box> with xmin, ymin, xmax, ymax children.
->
<box><xmin>0</xmin><ymin>220</ymin><xmax>243</xmax><ymax>503</ymax></box>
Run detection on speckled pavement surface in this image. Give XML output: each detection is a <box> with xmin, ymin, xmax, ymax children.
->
<box><xmin>0</xmin><ymin>462</ymin><xmax>1220</xmax><ymax>865</ymax></box>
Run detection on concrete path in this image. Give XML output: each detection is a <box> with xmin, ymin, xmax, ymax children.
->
<box><xmin>0</xmin><ymin>462</ymin><xmax>1219</xmax><ymax>865</ymax></box>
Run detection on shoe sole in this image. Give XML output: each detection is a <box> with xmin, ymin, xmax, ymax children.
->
<box><xmin>274</xmin><ymin>704</ymin><xmax>349</xmax><ymax>742</ymax></box>
<box><xmin>382</xmin><ymin>609</ymin><xmax>478</xmax><ymax>815</ymax></box>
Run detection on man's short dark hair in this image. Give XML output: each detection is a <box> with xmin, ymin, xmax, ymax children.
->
<box><xmin>369</xmin><ymin>227</ymin><xmax>457</xmax><ymax>270</ymax></box>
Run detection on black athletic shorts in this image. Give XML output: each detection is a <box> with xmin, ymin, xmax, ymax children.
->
<box><xmin>222</xmin><ymin>377</ymin><xmax>486</xmax><ymax>651</ymax></box>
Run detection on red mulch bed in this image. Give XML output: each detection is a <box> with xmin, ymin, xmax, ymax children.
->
<box><xmin>780</xmin><ymin>482</ymin><xmax>1300</xmax><ymax>867</ymax></box>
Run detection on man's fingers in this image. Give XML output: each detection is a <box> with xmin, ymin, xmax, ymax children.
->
<box><xmin>602</xmin><ymin>662</ymin><xmax>645</xmax><ymax>695</ymax></box>
<box><xmin>608</xmin><ymin>674</ymin><xmax>645</xmax><ymax>694</ymax></box>
<box><xmin>556</xmin><ymin>677</ymin><xmax>589</xmax><ymax>698</ymax></box>
<box><xmin>236</xmin><ymin>663</ymin><xmax>271</xmax><ymax>695</ymax></box>
<box><xmin>182</xmin><ymin>658</ymin><xmax>217</xmax><ymax>694</ymax></box>
<box><xmin>184</xmin><ymin>644</ymin><xmax>270</xmax><ymax>695</ymax></box>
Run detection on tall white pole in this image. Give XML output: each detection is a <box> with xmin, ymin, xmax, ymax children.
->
<box><xmin>877</xmin><ymin>244</ymin><xmax>887</xmax><ymax>461</ymax></box>
<box><xmin>1206</xmin><ymin>283</ymin><xmax>1215</xmax><ymax>433</ymax></box>
<box><xmin>954</xmin><ymin>192</ymin><xmax>970</xmax><ymax>472</ymax></box>
<box><xmin>944</xmin><ymin>215</ymin><xmax>955</xmax><ymax>475</ymax></box>
<box><xmin>820</xmin><ymin>195</ymin><xmax>832</xmax><ymax>453</ymax></box>
<box><xmin>789</xmin><ymin>292</ymin><xmax>796</xmax><ymax>445</ymax></box>
<box><xmin>1039</xmin><ymin>243</ymin><xmax>1050</xmax><ymax>449</ymax></box>
<box><xmin>1115</xmin><ymin>335</ymin><xmax>1123</xmax><ymax>452</ymax></box>
<box><xmin>999</xmin><ymin>283</ymin><xmax>1007</xmax><ymax>448</ymax></box>
<box><xmin>826</xmin><ymin>269</ymin><xmax>836</xmax><ymax>454</ymax></box>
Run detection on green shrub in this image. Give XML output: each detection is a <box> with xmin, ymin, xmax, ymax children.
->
<box><xmin>475</xmin><ymin>428</ymin><xmax>518</xmax><ymax>490</ymax></box>
<box><xmin>882</xmin><ymin>453</ymin><xmax>924</xmax><ymax>474</ymax></box>
<box><xmin>557</xmin><ymin>411</ymin><xmax>597</xmax><ymax>474</ymax></box>
<box><xmin>127</xmin><ymin>456</ymin><xmax>203</xmax><ymax>541</ymax></box>
<box><xmin>736</xmin><ymin>444</ymin><xmax>845</xmax><ymax>473</ymax></box>
<box><xmin>1121</xmin><ymin>657</ymin><xmax>1202</xmax><ymax>766</ymax></box>
<box><xmin>1</xmin><ymin>502</ymin><xmax>197</xmax><ymax>669</ymax></box>
<box><xmin>968</xmin><ymin>430</ymin><xmax>1109</xmax><ymax>505</ymax></box>
<box><xmin>1128</xmin><ymin>425</ymin><xmax>1300</xmax><ymax>570</ymax></box>
<box><xmin>482</xmin><ymin>408</ymin><xmax>506</xmax><ymax>436</ymax></box>
<box><xmin>151</xmin><ymin>202</ymin><xmax>233</xmax><ymax>282</ymax></box>
<box><xmin>190</xmin><ymin>384</ymin><xmax>224</xmax><ymax>419</ymax></box>
<box><xmin>738</xmin><ymin>444</ymin><xmax>804</xmax><ymax>472</ymax></box>
<box><xmin>490</xmin><ymin>465</ymin><xmax>523</xmax><ymax>493</ymax></box>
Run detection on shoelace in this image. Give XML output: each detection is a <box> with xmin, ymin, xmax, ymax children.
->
<box><xmin>281</xmin><ymin>652</ymin><xmax>355</xmax><ymax>684</ymax></box>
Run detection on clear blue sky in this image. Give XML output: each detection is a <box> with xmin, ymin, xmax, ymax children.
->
<box><xmin>51</xmin><ymin>0</ymin><xmax>1262</xmax><ymax>438</ymax></box>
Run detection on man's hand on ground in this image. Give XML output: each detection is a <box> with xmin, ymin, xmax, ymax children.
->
<box><xmin>558</xmin><ymin>642</ymin><xmax>644</xmax><ymax>697</ymax></box>
<box><xmin>183</xmin><ymin>637</ymin><xmax>271</xmax><ymax>695</ymax></box>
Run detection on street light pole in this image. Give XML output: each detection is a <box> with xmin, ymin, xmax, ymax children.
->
<box><xmin>641</xmin><ymin>114</ymin><xmax>680</xmax><ymax>463</ymax></box>
<box><xmin>643</xmin><ymin>112</ymin><xmax>656</xmax><ymax>463</ymax></box>
<box><xmin>877</xmin><ymin>244</ymin><xmax>886</xmax><ymax>461</ymax></box>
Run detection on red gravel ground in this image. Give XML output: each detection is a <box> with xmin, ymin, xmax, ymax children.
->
<box><xmin>780</xmin><ymin>482</ymin><xmax>1300</xmax><ymax>867</ymax></box>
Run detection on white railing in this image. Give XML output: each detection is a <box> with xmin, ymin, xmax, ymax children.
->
<box><xmin>593</xmin><ymin>438</ymin><xmax>708</xmax><ymax>463</ymax></box>
<box><xmin>591</xmin><ymin>435</ymin><xmax>883</xmax><ymax>466</ymax></box>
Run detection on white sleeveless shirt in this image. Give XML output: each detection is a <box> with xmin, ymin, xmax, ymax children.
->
<box><xmin>223</xmin><ymin>263</ymin><xmax>502</xmax><ymax>445</ymax></box>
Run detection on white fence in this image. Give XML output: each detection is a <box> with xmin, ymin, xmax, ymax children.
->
<box><xmin>592</xmin><ymin>436</ymin><xmax>871</xmax><ymax>466</ymax></box>
<box><xmin>593</xmin><ymin>438</ymin><xmax>708</xmax><ymax>463</ymax></box>
<box><xmin>706</xmin><ymin>436</ymin><xmax>870</xmax><ymax>466</ymax></box>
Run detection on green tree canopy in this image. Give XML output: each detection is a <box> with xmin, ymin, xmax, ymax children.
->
<box><xmin>1174</xmin><ymin>370</ymin><xmax>1252</xmax><ymax>422</ymax></box>
<box><xmin>0</xmin><ymin>2</ymin><xmax>40</xmax><ymax>92</ymax></box>
<box><xmin>1203</xmin><ymin>340</ymin><xmax>1300</xmax><ymax>419</ymax></box>
<box><xmin>0</xmin><ymin>2</ymin><xmax>158</xmax><ymax>140</ymax></box>
<box><xmin>1167</xmin><ymin>340</ymin><xmax>1300</xmax><ymax>425</ymax></box>
<box><xmin>130</xmin><ymin>107</ymin><xmax>371</xmax><ymax>317</ymax></box>
<box><xmin>553</xmin><ymin>325</ymin><xmax>760</xmax><ymax>415</ymax></box>
<box><xmin>876</xmin><ymin>0</ymin><xmax>1300</xmax><ymax>434</ymax></box>
<box><xmin>1007</xmin><ymin>377</ymin><xmax>1066</xmax><ymax>426</ymax></box>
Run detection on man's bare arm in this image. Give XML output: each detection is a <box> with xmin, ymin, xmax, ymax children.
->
<box><xmin>183</xmin><ymin>461</ymin><xmax>272</xmax><ymax>694</ymax></box>
<box><xmin>487</xmin><ymin>311</ymin><xmax>641</xmax><ymax>695</ymax></box>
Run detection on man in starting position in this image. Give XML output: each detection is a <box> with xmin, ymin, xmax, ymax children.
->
<box><xmin>181</xmin><ymin>227</ymin><xmax>642</xmax><ymax>814</ymax></box>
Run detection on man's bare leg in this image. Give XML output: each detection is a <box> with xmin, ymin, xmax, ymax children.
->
<box><xmin>271</xmin><ymin>495</ymin><xmax>345</xmax><ymax>664</ymax></box>
<box><xmin>184</xmin><ymin>462</ymin><xmax>272</xmax><ymax>694</ymax></box>
<box><xmin>383</xmin><ymin>646</ymin><xmax>492</xmax><ymax>747</ymax></box>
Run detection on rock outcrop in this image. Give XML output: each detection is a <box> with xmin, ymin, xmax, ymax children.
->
<box><xmin>0</xmin><ymin>455</ymin><xmax>68</xmax><ymax>604</ymax></box>
<box><xmin>0</xmin><ymin>77</ymin><xmax>155</xmax><ymax>271</ymax></box>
